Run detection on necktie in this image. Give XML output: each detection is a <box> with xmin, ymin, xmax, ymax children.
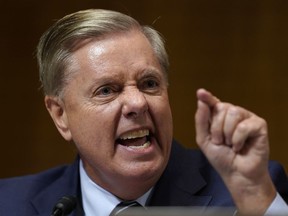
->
<box><xmin>109</xmin><ymin>201</ymin><xmax>145</xmax><ymax>216</ymax></box>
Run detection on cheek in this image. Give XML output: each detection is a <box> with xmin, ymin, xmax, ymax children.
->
<box><xmin>68</xmin><ymin>104</ymin><xmax>121</xmax><ymax>150</ymax></box>
<box><xmin>149</xmin><ymin>96</ymin><xmax>173</xmax><ymax>136</ymax></box>
<box><xmin>72</xmin><ymin>118</ymin><xmax>116</xmax><ymax>168</ymax></box>
<box><xmin>151</xmin><ymin>96</ymin><xmax>172</xmax><ymax>120</ymax></box>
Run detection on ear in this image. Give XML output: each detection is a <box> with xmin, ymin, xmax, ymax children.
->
<box><xmin>44</xmin><ymin>95</ymin><xmax>72</xmax><ymax>141</ymax></box>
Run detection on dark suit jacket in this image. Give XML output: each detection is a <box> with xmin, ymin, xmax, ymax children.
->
<box><xmin>0</xmin><ymin>140</ymin><xmax>287</xmax><ymax>216</ymax></box>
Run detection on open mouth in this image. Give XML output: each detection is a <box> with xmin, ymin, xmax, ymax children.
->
<box><xmin>116</xmin><ymin>129</ymin><xmax>151</xmax><ymax>149</ymax></box>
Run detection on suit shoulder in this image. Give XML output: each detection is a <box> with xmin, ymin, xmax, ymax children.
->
<box><xmin>0</xmin><ymin>164</ymin><xmax>68</xmax><ymax>186</ymax></box>
<box><xmin>0</xmin><ymin>164</ymin><xmax>69</xmax><ymax>204</ymax></box>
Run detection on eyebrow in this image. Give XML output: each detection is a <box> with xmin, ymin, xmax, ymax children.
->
<box><xmin>139</xmin><ymin>68</ymin><xmax>168</xmax><ymax>84</ymax></box>
<box><xmin>89</xmin><ymin>66</ymin><xmax>163</xmax><ymax>85</ymax></box>
<box><xmin>138</xmin><ymin>68</ymin><xmax>163</xmax><ymax>77</ymax></box>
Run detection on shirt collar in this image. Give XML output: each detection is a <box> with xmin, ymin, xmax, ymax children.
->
<box><xmin>79</xmin><ymin>159</ymin><xmax>152</xmax><ymax>216</ymax></box>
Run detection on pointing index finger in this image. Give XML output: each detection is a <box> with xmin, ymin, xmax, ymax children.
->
<box><xmin>196</xmin><ymin>88</ymin><xmax>220</xmax><ymax>108</ymax></box>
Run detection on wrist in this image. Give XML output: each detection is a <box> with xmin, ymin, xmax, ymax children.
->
<box><xmin>226</xmin><ymin>174</ymin><xmax>276</xmax><ymax>215</ymax></box>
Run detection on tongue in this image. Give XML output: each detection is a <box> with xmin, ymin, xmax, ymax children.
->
<box><xmin>119</xmin><ymin>137</ymin><xmax>147</xmax><ymax>147</ymax></box>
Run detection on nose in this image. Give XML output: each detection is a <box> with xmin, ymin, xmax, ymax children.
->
<box><xmin>121</xmin><ymin>87</ymin><xmax>148</xmax><ymax>119</ymax></box>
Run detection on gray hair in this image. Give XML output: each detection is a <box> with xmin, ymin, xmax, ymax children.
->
<box><xmin>36</xmin><ymin>9</ymin><xmax>169</xmax><ymax>96</ymax></box>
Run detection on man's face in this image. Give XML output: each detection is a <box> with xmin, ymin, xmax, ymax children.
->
<box><xmin>47</xmin><ymin>29</ymin><xmax>173</xmax><ymax>199</ymax></box>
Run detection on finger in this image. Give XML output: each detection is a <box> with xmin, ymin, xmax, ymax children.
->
<box><xmin>223</xmin><ymin>105</ymin><xmax>247</xmax><ymax>146</ymax></box>
<box><xmin>210</xmin><ymin>103</ymin><xmax>228</xmax><ymax>145</ymax></box>
<box><xmin>196</xmin><ymin>88</ymin><xmax>220</xmax><ymax>108</ymax></box>
<box><xmin>197</xmin><ymin>88</ymin><xmax>228</xmax><ymax>145</ymax></box>
<box><xmin>231</xmin><ymin>116</ymin><xmax>268</xmax><ymax>153</ymax></box>
<box><xmin>195</xmin><ymin>100</ymin><xmax>211</xmax><ymax>149</ymax></box>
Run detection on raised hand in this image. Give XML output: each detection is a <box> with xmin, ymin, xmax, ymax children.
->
<box><xmin>195</xmin><ymin>88</ymin><xmax>276</xmax><ymax>215</ymax></box>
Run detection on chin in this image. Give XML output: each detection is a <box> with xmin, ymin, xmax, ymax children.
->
<box><xmin>122</xmin><ymin>159</ymin><xmax>166</xmax><ymax>183</ymax></box>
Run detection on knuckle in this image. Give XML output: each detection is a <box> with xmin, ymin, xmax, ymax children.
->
<box><xmin>227</xmin><ymin>106</ymin><xmax>241</xmax><ymax>117</ymax></box>
<box><xmin>237</xmin><ymin>121</ymin><xmax>248</xmax><ymax>132</ymax></box>
<box><xmin>260</xmin><ymin>118</ymin><xmax>267</xmax><ymax>127</ymax></box>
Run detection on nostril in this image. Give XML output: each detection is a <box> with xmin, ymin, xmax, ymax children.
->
<box><xmin>126</xmin><ymin>111</ymin><xmax>138</xmax><ymax>119</ymax></box>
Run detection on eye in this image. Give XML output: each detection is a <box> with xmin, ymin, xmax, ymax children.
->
<box><xmin>144</xmin><ymin>79</ymin><xmax>159</xmax><ymax>89</ymax></box>
<box><xmin>99</xmin><ymin>87</ymin><xmax>113</xmax><ymax>95</ymax></box>
<box><xmin>139</xmin><ymin>77</ymin><xmax>161</xmax><ymax>94</ymax></box>
<box><xmin>94</xmin><ymin>85</ymin><xmax>119</xmax><ymax>97</ymax></box>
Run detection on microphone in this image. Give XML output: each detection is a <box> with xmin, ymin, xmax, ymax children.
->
<box><xmin>51</xmin><ymin>195</ymin><xmax>77</xmax><ymax>216</ymax></box>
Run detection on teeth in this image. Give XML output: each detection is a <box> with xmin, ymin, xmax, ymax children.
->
<box><xmin>128</xmin><ymin>141</ymin><xmax>151</xmax><ymax>149</ymax></box>
<box><xmin>120</xmin><ymin>129</ymin><xmax>149</xmax><ymax>140</ymax></box>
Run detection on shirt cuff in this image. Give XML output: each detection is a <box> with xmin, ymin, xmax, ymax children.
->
<box><xmin>264</xmin><ymin>193</ymin><xmax>288</xmax><ymax>216</ymax></box>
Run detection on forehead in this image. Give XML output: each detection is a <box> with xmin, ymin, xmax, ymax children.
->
<box><xmin>67</xmin><ymin>30</ymin><xmax>162</xmax><ymax>76</ymax></box>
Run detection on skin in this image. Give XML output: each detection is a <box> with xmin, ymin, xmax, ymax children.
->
<box><xmin>45</xmin><ymin>29</ymin><xmax>173</xmax><ymax>200</ymax></box>
<box><xmin>45</xmin><ymin>27</ymin><xmax>276</xmax><ymax>214</ymax></box>
<box><xmin>196</xmin><ymin>88</ymin><xmax>276</xmax><ymax>215</ymax></box>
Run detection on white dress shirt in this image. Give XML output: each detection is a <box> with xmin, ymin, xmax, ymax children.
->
<box><xmin>79</xmin><ymin>160</ymin><xmax>151</xmax><ymax>216</ymax></box>
<box><xmin>265</xmin><ymin>193</ymin><xmax>288</xmax><ymax>215</ymax></box>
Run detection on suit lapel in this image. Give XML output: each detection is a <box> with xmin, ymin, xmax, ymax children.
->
<box><xmin>148</xmin><ymin>141</ymin><xmax>212</xmax><ymax>207</ymax></box>
<box><xmin>30</xmin><ymin>159</ymin><xmax>82</xmax><ymax>216</ymax></box>
<box><xmin>148</xmin><ymin>162</ymin><xmax>211</xmax><ymax>206</ymax></box>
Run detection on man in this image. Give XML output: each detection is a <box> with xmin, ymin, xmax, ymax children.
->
<box><xmin>0</xmin><ymin>9</ymin><xmax>287</xmax><ymax>216</ymax></box>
